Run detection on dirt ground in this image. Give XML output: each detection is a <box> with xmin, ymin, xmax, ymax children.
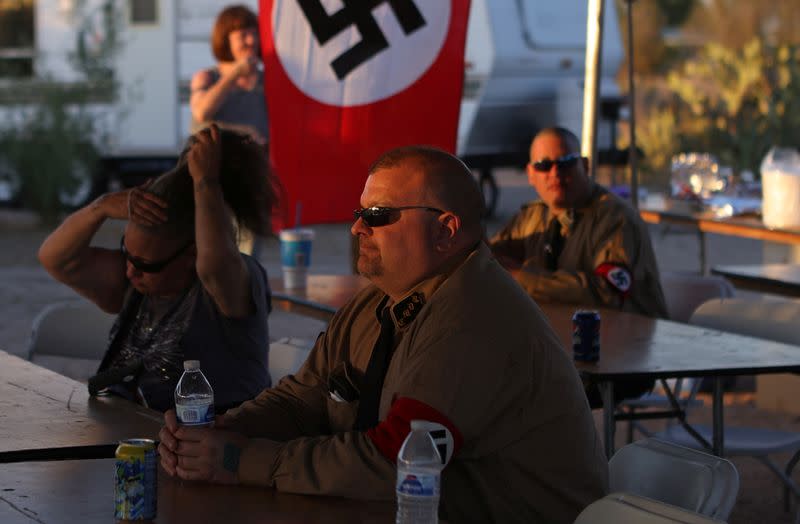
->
<box><xmin>1</xmin><ymin>169</ymin><xmax>798</xmax><ymax>522</ymax></box>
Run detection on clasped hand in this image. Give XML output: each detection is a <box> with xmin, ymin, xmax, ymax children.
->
<box><xmin>158</xmin><ymin>409</ymin><xmax>247</xmax><ymax>485</ymax></box>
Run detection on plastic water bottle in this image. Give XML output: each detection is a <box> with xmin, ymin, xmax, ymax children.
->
<box><xmin>396</xmin><ymin>420</ymin><xmax>443</xmax><ymax>524</ymax></box>
<box><xmin>174</xmin><ymin>360</ymin><xmax>214</xmax><ymax>427</ymax></box>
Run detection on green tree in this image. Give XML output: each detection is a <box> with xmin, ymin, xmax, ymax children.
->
<box><xmin>0</xmin><ymin>0</ymin><xmax>123</xmax><ymax>222</ymax></box>
<box><xmin>635</xmin><ymin>38</ymin><xmax>800</xmax><ymax>178</ymax></box>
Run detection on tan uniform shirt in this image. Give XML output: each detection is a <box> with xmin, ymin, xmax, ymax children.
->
<box><xmin>490</xmin><ymin>185</ymin><xmax>668</xmax><ymax>318</ymax></box>
<box><xmin>224</xmin><ymin>244</ymin><xmax>608</xmax><ymax>522</ymax></box>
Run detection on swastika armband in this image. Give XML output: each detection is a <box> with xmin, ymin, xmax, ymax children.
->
<box><xmin>594</xmin><ymin>263</ymin><xmax>632</xmax><ymax>295</ymax></box>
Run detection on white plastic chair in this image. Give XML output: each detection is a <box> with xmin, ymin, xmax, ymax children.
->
<box><xmin>654</xmin><ymin>297</ymin><xmax>800</xmax><ymax>517</ymax></box>
<box><xmin>27</xmin><ymin>300</ymin><xmax>115</xmax><ymax>381</ymax></box>
<box><xmin>609</xmin><ymin>438</ymin><xmax>739</xmax><ymax>520</ymax></box>
<box><xmin>660</xmin><ymin>272</ymin><xmax>736</xmax><ymax>324</ymax></box>
<box><xmin>268</xmin><ymin>337</ymin><xmax>313</xmax><ymax>385</ymax></box>
<box><xmin>619</xmin><ymin>273</ymin><xmax>736</xmax><ymax>441</ymax></box>
<box><xmin>575</xmin><ymin>492</ymin><xmax>726</xmax><ymax>524</ymax></box>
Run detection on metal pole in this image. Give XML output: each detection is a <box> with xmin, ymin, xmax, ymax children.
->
<box><xmin>581</xmin><ymin>0</ymin><xmax>605</xmax><ymax>179</ymax></box>
<box><xmin>627</xmin><ymin>0</ymin><xmax>639</xmax><ymax>209</ymax></box>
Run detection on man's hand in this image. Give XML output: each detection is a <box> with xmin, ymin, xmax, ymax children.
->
<box><xmin>96</xmin><ymin>180</ymin><xmax>168</xmax><ymax>226</ymax></box>
<box><xmin>158</xmin><ymin>409</ymin><xmax>247</xmax><ymax>485</ymax></box>
<box><xmin>188</xmin><ymin>124</ymin><xmax>223</xmax><ymax>184</ymax></box>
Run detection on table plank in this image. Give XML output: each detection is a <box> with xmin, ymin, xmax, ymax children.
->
<box><xmin>544</xmin><ymin>303</ymin><xmax>800</xmax><ymax>380</ymax></box>
<box><xmin>0</xmin><ymin>460</ymin><xmax>393</xmax><ymax>524</ymax></box>
<box><xmin>270</xmin><ymin>277</ymin><xmax>800</xmax><ymax>380</ymax></box>
<box><xmin>711</xmin><ymin>263</ymin><xmax>800</xmax><ymax>297</ymax></box>
<box><xmin>0</xmin><ymin>351</ymin><xmax>162</xmax><ymax>454</ymax></box>
<box><xmin>270</xmin><ymin>274</ymin><xmax>370</xmax><ymax>320</ymax></box>
<box><xmin>639</xmin><ymin>202</ymin><xmax>800</xmax><ymax>245</ymax></box>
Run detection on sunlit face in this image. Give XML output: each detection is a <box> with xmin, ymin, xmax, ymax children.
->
<box><xmin>526</xmin><ymin>133</ymin><xmax>592</xmax><ymax>214</ymax></box>
<box><xmin>122</xmin><ymin>225</ymin><xmax>196</xmax><ymax>297</ymax></box>
<box><xmin>228</xmin><ymin>27</ymin><xmax>259</xmax><ymax>61</ymax></box>
<box><xmin>351</xmin><ymin>166</ymin><xmax>443</xmax><ymax>299</ymax></box>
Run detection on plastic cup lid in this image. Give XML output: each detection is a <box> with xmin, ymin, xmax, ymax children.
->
<box><xmin>279</xmin><ymin>228</ymin><xmax>315</xmax><ymax>241</ymax></box>
<box><xmin>183</xmin><ymin>360</ymin><xmax>200</xmax><ymax>371</ymax></box>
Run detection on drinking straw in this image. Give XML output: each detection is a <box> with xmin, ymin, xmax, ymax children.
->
<box><xmin>294</xmin><ymin>201</ymin><xmax>302</xmax><ymax>229</ymax></box>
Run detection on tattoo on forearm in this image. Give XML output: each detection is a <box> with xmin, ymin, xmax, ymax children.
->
<box><xmin>223</xmin><ymin>443</ymin><xmax>242</xmax><ymax>473</ymax></box>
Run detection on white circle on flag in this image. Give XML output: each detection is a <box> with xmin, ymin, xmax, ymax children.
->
<box><xmin>272</xmin><ymin>1</ymin><xmax>451</xmax><ymax>107</ymax></box>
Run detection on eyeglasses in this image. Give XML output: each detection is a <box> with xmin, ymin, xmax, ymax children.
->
<box><xmin>353</xmin><ymin>206</ymin><xmax>444</xmax><ymax>228</ymax></box>
<box><xmin>120</xmin><ymin>235</ymin><xmax>193</xmax><ymax>273</ymax></box>
<box><xmin>530</xmin><ymin>153</ymin><xmax>582</xmax><ymax>173</ymax></box>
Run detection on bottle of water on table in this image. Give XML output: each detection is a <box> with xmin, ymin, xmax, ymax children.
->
<box><xmin>174</xmin><ymin>360</ymin><xmax>214</xmax><ymax>427</ymax></box>
<box><xmin>396</xmin><ymin>420</ymin><xmax>444</xmax><ymax>524</ymax></box>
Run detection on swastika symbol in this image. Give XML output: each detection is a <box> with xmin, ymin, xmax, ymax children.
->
<box><xmin>297</xmin><ymin>0</ymin><xmax>427</xmax><ymax>80</ymax></box>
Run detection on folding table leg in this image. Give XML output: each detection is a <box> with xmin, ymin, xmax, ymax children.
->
<box><xmin>712</xmin><ymin>376</ymin><xmax>725</xmax><ymax>456</ymax></box>
<box><xmin>601</xmin><ymin>381</ymin><xmax>616</xmax><ymax>459</ymax></box>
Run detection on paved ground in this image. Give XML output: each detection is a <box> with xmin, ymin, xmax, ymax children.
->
<box><xmin>1</xmin><ymin>169</ymin><xmax>798</xmax><ymax>522</ymax></box>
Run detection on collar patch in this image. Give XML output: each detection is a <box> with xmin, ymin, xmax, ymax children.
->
<box><xmin>392</xmin><ymin>292</ymin><xmax>426</xmax><ymax>327</ymax></box>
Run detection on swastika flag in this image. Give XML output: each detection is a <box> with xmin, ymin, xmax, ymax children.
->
<box><xmin>260</xmin><ymin>0</ymin><xmax>471</xmax><ymax>224</ymax></box>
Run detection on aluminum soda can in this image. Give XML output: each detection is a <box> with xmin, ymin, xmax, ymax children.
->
<box><xmin>115</xmin><ymin>438</ymin><xmax>157</xmax><ymax>520</ymax></box>
<box><xmin>572</xmin><ymin>309</ymin><xmax>601</xmax><ymax>362</ymax></box>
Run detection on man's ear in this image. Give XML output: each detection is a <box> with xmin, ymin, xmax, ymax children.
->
<box><xmin>435</xmin><ymin>212</ymin><xmax>460</xmax><ymax>252</ymax></box>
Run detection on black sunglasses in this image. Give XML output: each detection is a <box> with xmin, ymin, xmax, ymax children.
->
<box><xmin>353</xmin><ymin>206</ymin><xmax>444</xmax><ymax>228</ymax></box>
<box><xmin>120</xmin><ymin>235</ymin><xmax>193</xmax><ymax>273</ymax></box>
<box><xmin>530</xmin><ymin>153</ymin><xmax>582</xmax><ymax>173</ymax></box>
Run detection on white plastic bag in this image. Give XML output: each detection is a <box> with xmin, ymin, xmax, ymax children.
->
<box><xmin>760</xmin><ymin>147</ymin><xmax>800</xmax><ymax>229</ymax></box>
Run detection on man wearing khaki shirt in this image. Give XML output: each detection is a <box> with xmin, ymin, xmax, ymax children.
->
<box><xmin>159</xmin><ymin>145</ymin><xmax>608</xmax><ymax>522</ymax></box>
<box><xmin>490</xmin><ymin>127</ymin><xmax>668</xmax><ymax>319</ymax></box>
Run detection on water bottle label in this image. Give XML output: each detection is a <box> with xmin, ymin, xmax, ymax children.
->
<box><xmin>176</xmin><ymin>402</ymin><xmax>215</xmax><ymax>426</ymax></box>
<box><xmin>396</xmin><ymin>472</ymin><xmax>439</xmax><ymax>497</ymax></box>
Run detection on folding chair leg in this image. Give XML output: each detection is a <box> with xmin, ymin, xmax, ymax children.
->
<box><xmin>627</xmin><ymin>408</ymin><xmax>636</xmax><ymax>443</ymax></box>
<box><xmin>755</xmin><ymin>457</ymin><xmax>800</xmax><ymax>513</ymax></box>
<box><xmin>785</xmin><ymin>450</ymin><xmax>800</xmax><ymax>513</ymax></box>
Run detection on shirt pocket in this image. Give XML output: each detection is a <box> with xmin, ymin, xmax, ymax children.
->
<box><xmin>326</xmin><ymin>396</ymin><xmax>359</xmax><ymax>432</ymax></box>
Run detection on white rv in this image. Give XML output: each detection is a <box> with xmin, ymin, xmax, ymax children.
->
<box><xmin>0</xmin><ymin>0</ymin><xmax>623</xmax><ymax>213</ymax></box>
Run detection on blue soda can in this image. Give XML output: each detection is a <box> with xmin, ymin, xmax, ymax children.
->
<box><xmin>115</xmin><ymin>438</ymin><xmax>157</xmax><ymax>520</ymax></box>
<box><xmin>572</xmin><ymin>309</ymin><xmax>601</xmax><ymax>362</ymax></box>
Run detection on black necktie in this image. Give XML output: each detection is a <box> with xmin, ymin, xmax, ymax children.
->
<box><xmin>544</xmin><ymin>218</ymin><xmax>564</xmax><ymax>271</ymax></box>
<box><xmin>354</xmin><ymin>308</ymin><xmax>396</xmax><ymax>430</ymax></box>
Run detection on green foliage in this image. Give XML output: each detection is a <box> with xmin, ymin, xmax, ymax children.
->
<box><xmin>635</xmin><ymin>39</ymin><xmax>800</xmax><ymax>178</ymax></box>
<box><xmin>0</xmin><ymin>86</ymin><xmax>99</xmax><ymax>222</ymax></box>
<box><xmin>0</xmin><ymin>0</ymin><xmax>122</xmax><ymax>222</ymax></box>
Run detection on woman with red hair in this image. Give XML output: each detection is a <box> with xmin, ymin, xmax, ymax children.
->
<box><xmin>190</xmin><ymin>5</ymin><xmax>268</xmax><ymax>146</ymax></box>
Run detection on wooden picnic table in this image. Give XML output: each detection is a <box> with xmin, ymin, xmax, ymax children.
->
<box><xmin>0</xmin><ymin>350</ymin><xmax>394</xmax><ymax>523</ymax></box>
<box><xmin>0</xmin><ymin>459</ymin><xmax>393</xmax><ymax>524</ymax></box>
<box><xmin>639</xmin><ymin>199</ymin><xmax>800</xmax><ymax>274</ymax></box>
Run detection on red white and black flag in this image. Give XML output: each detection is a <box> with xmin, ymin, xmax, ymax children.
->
<box><xmin>259</xmin><ymin>0</ymin><xmax>471</xmax><ymax>224</ymax></box>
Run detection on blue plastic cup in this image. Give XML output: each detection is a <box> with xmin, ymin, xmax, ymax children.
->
<box><xmin>279</xmin><ymin>229</ymin><xmax>314</xmax><ymax>288</ymax></box>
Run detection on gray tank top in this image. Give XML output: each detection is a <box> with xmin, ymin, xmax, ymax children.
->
<box><xmin>190</xmin><ymin>68</ymin><xmax>269</xmax><ymax>141</ymax></box>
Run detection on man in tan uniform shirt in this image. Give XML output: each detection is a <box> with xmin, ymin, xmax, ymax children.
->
<box><xmin>490</xmin><ymin>127</ymin><xmax>668</xmax><ymax>319</ymax></box>
<box><xmin>159</xmin><ymin>146</ymin><xmax>608</xmax><ymax>522</ymax></box>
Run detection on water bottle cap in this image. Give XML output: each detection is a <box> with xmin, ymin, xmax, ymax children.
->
<box><xmin>183</xmin><ymin>360</ymin><xmax>200</xmax><ymax>371</ymax></box>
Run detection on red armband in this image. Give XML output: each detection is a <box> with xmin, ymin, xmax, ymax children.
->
<box><xmin>366</xmin><ymin>397</ymin><xmax>463</xmax><ymax>466</ymax></box>
<box><xmin>594</xmin><ymin>263</ymin><xmax>632</xmax><ymax>296</ymax></box>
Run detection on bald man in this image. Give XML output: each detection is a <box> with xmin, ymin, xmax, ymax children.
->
<box><xmin>490</xmin><ymin>127</ymin><xmax>668</xmax><ymax>318</ymax></box>
<box><xmin>158</xmin><ymin>145</ymin><xmax>608</xmax><ymax>523</ymax></box>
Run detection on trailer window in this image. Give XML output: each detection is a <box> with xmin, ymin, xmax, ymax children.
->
<box><xmin>131</xmin><ymin>0</ymin><xmax>157</xmax><ymax>24</ymax></box>
<box><xmin>0</xmin><ymin>0</ymin><xmax>34</xmax><ymax>78</ymax></box>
